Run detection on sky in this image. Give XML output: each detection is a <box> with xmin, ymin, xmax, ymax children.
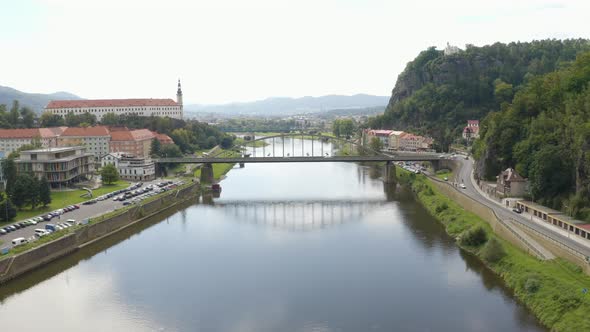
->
<box><xmin>0</xmin><ymin>0</ymin><xmax>589</xmax><ymax>104</ymax></box>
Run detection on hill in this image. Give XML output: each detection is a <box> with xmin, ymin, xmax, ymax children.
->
<box><xmin>473</xmin><ymin>51</ymin><xmax>590</xmax><ymax>219</ymax></box>
<box><xmin>368</xmin><ymin>39</ymin><xmax>590</xmax><ymax>149</ymax></box>
<box><xmin>184</xmin><ymin>94</ymin><xmax>389</xmax><ymax>116</ymax></box>
<box><xmin>0</xmin><ymin>85</ymin><xmax>81</xmax><ymax>113</ymax></box>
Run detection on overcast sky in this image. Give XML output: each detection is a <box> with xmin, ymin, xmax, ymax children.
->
<box><xmin>1</xmin><ymin>0</ymin><xmax>588</xmax><ymax>104</ymax></box>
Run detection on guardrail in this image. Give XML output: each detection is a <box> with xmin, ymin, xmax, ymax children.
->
<box><xmin>424</xmin><ymin>173</ymin><xmax>550</xmax><ymax>259</ymax></box>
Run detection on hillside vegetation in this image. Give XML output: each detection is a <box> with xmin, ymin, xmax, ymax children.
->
<box><xmin>474</xmin><ymin>51</ymin><xmax>590</xmax><ymax>220</ymax></box>
<box><xmin>369</xmin><ymin>39</ymin><xmax>590</xmax><ymax>150</ymax></box>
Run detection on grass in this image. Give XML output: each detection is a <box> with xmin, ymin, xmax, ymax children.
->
<box><xmin>6</xmin><ymin>181</ymin><xmax>129</xmax><ymax>224</ymax></box>
<box><xmin>194</xmin><ymin>149</ymin><xmax>239</xmax><ymax>182</ymax></box>
<box><xmin>435</xmin><ymin>169</ymin><xmax>453</xmax><ymax>181</ymax></box>
<box><xmin>399</xmin><ymin>169</ymin><xmax>590</xmax><ymax>332</ymax></box>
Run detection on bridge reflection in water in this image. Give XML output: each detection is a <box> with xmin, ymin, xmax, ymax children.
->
<box><xmin>207</xmin><ymin>199</ymin><xmax>388</xmax><ymax>232</ymax></box>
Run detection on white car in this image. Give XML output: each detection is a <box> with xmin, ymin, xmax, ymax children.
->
<box><xmin>460</xmin><ymin>183</ymin><xmax>466</xmax><ymax>189</ymax></box>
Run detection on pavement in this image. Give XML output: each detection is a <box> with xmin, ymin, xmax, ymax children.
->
<box><xmin>454</xmin><ymin>157</ymin><xmax>590</xmax><ymax>259</ymax></box>
<box><xmin>0</xmin><ymin>178</ymin><xmax>173</xmax><ymax>249</ymax></box>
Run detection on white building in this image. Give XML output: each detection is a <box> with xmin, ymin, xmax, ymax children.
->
<box><xmin>45</xmin><ymin>80</ymin><xmax>184</xmax><ymax>121</ymax></box>
<box><xmin>16</xmin><ymin>146</ymin><xmax>94</xmax><ymax>187</ymax></box>
<box><xmin>102</xmin><ymin>152</ymin><xmax>155</xmax><ymax>181</ymax></box>
<box><xmin>0</xmin><ymin>127</ymin><xmax>66</xmax><ymax>155</ymax></box>
<box><xmin>58</xmin><ymin>126</ymin><xmax>111</xmax><ymax>162</ymax></box>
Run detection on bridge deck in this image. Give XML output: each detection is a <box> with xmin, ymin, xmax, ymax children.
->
<box><xmin>154</xmin><ymin>154</ymin><xmax>444</xmax><ymax>163</ymax></box>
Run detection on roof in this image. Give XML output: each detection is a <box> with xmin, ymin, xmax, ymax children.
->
<box><xmin>388</xmin><ymin>131</ymin><xmax>405</xmax><ymax>136</ymax></box>
<box><xmin>19</xmin><ymin>146</ymin><xmax>82</xmax><ymax>154</ymax></box>
<box><xmin>368</xmin><ymin>129</ymin><xmax>393</xmax><ymax>136</ymax></box>
<box><xmin>467</xmin><ymin>120</ymin><xmax>479</xmax><ymax>125</ymax></box>
<box><xmin>39</xmin><ymin>127</ymin><xmax>67</xmax><ymax>138</ymax></box>
<box><xmin>110</xmin><ymin>129</ymin><xmax>154</xmax><ymax>141</ymax></box>
<box><xmin>0</xmin><ymin>128</ymin><xmax>41</xmax><ymax>139</ymax></box>
<box><xmin>517</xmin><ymin>201</ymin><xmax>563</xmax><ymax>215</ymax></box>
<box><xmin>548</xmin><ymin>214</ymin><xmax>590</xmax><ymax>226</ymax></box>
<box><xmin>154</xmin><ymin>132</ymin><xmax>174</xmax><ymax>144</ymax></box>
<box><xmin>61</xmin><ymin>126</ymin><xmax>110</xmax><ymax>137</ymax></box>
<box><xmin>46</xmin><ymin>98</ymin><xmax>179</xmax><ymax>109</ymax></box>
<box><xmin>501</xmin><ymin>168</ymin><xmax>526</xmax><ymax>182</ymax></box>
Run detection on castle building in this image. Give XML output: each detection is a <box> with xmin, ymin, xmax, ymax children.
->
<box><xmin>45</xmin><ymin>81</ymin><xmax>184</xmax><ymax>121</ymax></box>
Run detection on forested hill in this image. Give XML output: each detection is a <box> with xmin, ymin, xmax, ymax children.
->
<box><xmin>473</xmin><ymin>51</ymin><xmax>590</xmax><ymax>220</ymax></box>
<box><xmin>368</xmin><ymin>39</ymin><xmax>590</xmax><ymax>149</ymax></box>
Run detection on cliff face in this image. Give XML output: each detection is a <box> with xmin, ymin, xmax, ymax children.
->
<box><xmin>370</xmin><ymin>39</ymin><xmax>590</xmax><ymax>151</ymax></box>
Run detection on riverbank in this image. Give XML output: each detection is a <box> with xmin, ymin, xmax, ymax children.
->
<box><xmin>0</xmin><ymin>182</ymin><xmax>200</xmax><ymax>284</ymax></box>
<box><xmin>398</xmin><ymin>170</ymin><xmax>590</xmax><ymax>332</ymax></box>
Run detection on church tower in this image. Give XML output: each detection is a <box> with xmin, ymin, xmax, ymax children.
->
<box><xmin>176</xmin><ymin>79</ymin><xmax>183</xmax><ymax>110</ymax></box>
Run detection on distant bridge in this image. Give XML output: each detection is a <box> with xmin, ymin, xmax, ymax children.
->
<box><xmin>153</xmin><ymin>133</ymin><xmax>446</xmax><ymax>183</ymax></box>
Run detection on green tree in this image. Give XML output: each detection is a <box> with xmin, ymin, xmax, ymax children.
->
<box><xmin>150</xmin><ymin>138</ymin><xmax>162</xmax><ymax>157</ymax></box>
<box><xmin>220</xmin><ymin>136</ymin><xmax>233</xmax><ymax>149</ymax></box>
<box><xmin>12</xmin><ymin>174</ymin><xmax>34</xmax><ymax>209</ymax></box>
<box><xmin>369</xmin><ymin>137</ymin><xmax>383</xmax><ymax>151</ymax></box>
<box><xmin>39</xmin><ymin>177</ymin><xmax>51</xmax><ymax>207</ymax></box>
<box><xmin>0</xmin><ymin>193</ymin><xmax>17</xmax><ymax>222</ymax></box>
<box><xmin>29</xmin><ymin>176</ymin><xmax>40</xmax><ymax>209</ymax></box>
<box><xmin>39</xmin><ymin>112</ymin><xmax>65</xmax><ymax>127</ymax></box>
<box><xmin>481</xmin><ymin>237</ymin><xmax>506</xmax><ymax>263</ymax></box>
<box><xmin>160</xmin><ymin>144</ymin><xmax>182</xmax><ymax>158</ymax></box>
<box><xmin>100</xmin><ymin>164</ymin><xmax>119</xmax><ymax>185</ymax></box>
<box><xmin>9</xmin><ymin>100</ymin><xmax>20</xmax><ymax>128</ymax></box>
<box><xmin>101</xmin><ymin>112</ymin><xmax>120</xmax><ymax>126</ymax></box>
<box><xmin>339</xmin><ymin>119</ymin><xmax>354</xmax><ymax>137</ymax></box>
<box><xmin>20</xmin><ymin>107</ymin><xmax>36</xmax><ymax>128</ymax></box>
<box><xmin>2</xmin><ymin>158</ymin><xmax>17</xmax><ymax>196</ymax></box>
<box><xmin>333</xmin><ymin>119</ymin><xmax>341</xmax><ymax>137</ymax></box>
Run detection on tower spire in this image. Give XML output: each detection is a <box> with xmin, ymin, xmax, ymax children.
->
<box><xmin>176</xmin><ymin>79</ymin><xmax>183</xmax><ymax>109</ymax></box>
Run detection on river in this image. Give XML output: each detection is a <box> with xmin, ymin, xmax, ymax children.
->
<box><xmin>0</xmin><ymin>139</ymin><xmax>546</xmax><ymax>331</ymax></box>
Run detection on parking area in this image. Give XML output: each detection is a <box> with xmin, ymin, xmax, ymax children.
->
<box><xmin>0</xmin><ymin>179</ymin><xmax>184</xmax><ymax>249</ymax></box>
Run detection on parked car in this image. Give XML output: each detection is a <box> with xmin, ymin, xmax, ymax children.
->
<box><xmin>45</xmin><ymin>224</ymin><xmax>57</xmax><ymax>232</ymax></box>
<box><xmin>44</xmin><ymin>214</ymin><xmax>53</xmax><ymax>221</ymax></box>
<box><xmin>11</xmin><ymin>237</ymin><xmax>28</xmax><ymax>246</ymax></box>
<box><xmin>459</xmin><ymin>183</ymin><xmax>466</xmax><ymax>189</ymax></box>
<box><xmin>34</xmin><ymin>229</ymin><xmax>49</xmax><ymax>237</ymax></box>
<box><xmin>0</xmin><ymin>228</ymin><xmax>6</xmax><ymax>235</ymax></box>
<box><xmin>13</xmin><ymin>224</ymin><xmax>21</xmax><ymax>229</ymax></box>
<box><xmin>512</xmin><ymin>208</ymin><xmax>522</xmax><ymax>214</ymax></box>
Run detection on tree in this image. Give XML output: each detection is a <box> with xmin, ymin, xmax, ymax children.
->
<box><xmin>101</xmin><ymin>112</ymin><xmax>120</xmax><ymax>126</ymax></box>
<box><xmin>150</xmin><ymin>138</ymin><xmax>162</xmax><ymax>157</ymax></box>
<box><xmin>339</xmin><ymin>119</ymin><xmax>354</xmax><ymax>137</ymax></box>
<box><xmin>481</xmin><ymin>237</ymin><xmax>506</xmax><ymax>263</ymax></box>
<box><xmin>0</xmin><ymin>193</ymin><xmax>17</xmax><ymax>222</ymax></box>
<box><xmin>20</xmin><ymin>107</ymin><xmax>36</xmax><ymax>128</ymax></box>
<box><xmin>11</xmin><ymin>174</ymin><xmax>35</xmax><ymax>209</ymax></box>
<box><xmin>100</xmin><ymin>164</ymin><xmax>119</xmax><ymax>185</ymax></box>
<box><xmin>220</xmin><ymin>136</ymin><xmax>233</xmax><ymax>149</ymax></box>
<box><xmin>29</xmin><ymin>176</ymin><xmax>40</xmax><ymax>209</ymax></box>
<box><xmin>39</xmin><ymin>177</ymin><xmax>51</xmax><ymax>207</ymax></box>
<box><xmin>39</xmin><ymin>112</ymin><xmax>65</xmax><ymax>127</ymax></box>
<box><xmin>2</xmin><ymin>158</ymin><xmax>17</xmax><ymax>195</ymax></box>
<box><xmin>9</xmin><ymin>100</ymin><xmax>20</xmax><ymax>128</ymax></box>
<box><xmin>160</xmin><ymin>144</ymin><xmax>183</xmax><ymax>158</ymax></box>
<box><xmin>369</xmin><ymin>137</ymin><xmax>383</xmax><ymax>151</ymax></box>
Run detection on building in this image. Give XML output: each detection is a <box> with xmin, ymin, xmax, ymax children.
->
<box><xmin>496</xmin><ymin>168</ymin><xmax>527</xmax><ymax>197</ymax></box>
<box><xmin>109</xmin><ymin>128</ymin><xmax>155</xmax><ymax>158</ymax></box>
<box><xmin>152</xmin><ymin>131</ymin><xmax>174</xmax><ymax>145</ymax></box>
<box><xmin>387</xmin><ymin>131</ymin><xmax>405</xmax><ymax>150</ymax></box>
<box><xmin>0</xmin><ymin>129</ymin><xmax>44</xmax><ymax>155</ymax></box>
<box><xmin>45</xmin><ymin>81</ymin><xmax>184</xmax><ymax>121</ymax></box>
<box><xmin>444</xmin><ymin>42</ymin><xmax>460</xmax><ymax>56</ymax></box>
<box><xmin>516</xmin><ymin>201</ymin><xmax>590</xmax><ymax>241</ymax></box>
<box><xmin>58</xmin><ymin>126</ymin><xmax>111</xmax><ymax>161</ymax></box>
<box><xmin>365</xmin><ymin>129</ymin><xmax>393</xmax><ymax>148</ymax></box>
<box><xmin>462</xmin><ymin>120</ymin><xmax>480</xmax><ymax>140</ymax></box>
<box><xmin>101</xmin><ymin>152</ymin><xmax>155</xmax><ymax>181</ymax></box>
<box><xmin>15</xmin><ymin>146</ymin><xmax>94</xmax><ymax>188</ymax></box>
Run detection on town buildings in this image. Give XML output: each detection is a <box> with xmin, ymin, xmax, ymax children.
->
<box><xmin>462</xmin><ymin>120</ymin><xmax>480</xmax><ymax>140</ymax></box>
<box><xmin>15</xmin><ymin>146</ymin><xmax>94</xmax><ymax>187</ymax></box>
<box><xmin>109</xmin><ymin>128</ymin><xmax>155</xmax><ymax>158</ymax></box>
<box><xmin>0</xmin><ymin>127</ymin><xmax>68</xmax><ymax>155</ymax></box>
<box><xmin>44</xmin><ymin>81</ymin><xmax>184</xmax><ymax>121</ymax></box>
<box><xmin>101</xmin><ymin>152</ymin><xmax>155</xmax><ymax>181</ymax></box>
<box><xmin>58</xmin><ymin>126</ymin><xmax>110</xmax><ymax>161</ymax></box>
<box><xmin>363</xmin><ymin>129</ymin><xmax>434</xmax><ymax>151</ymax></box>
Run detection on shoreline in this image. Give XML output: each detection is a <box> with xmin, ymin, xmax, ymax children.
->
<box><xmin>397</xmin><ymin>168</ymin><xmax>590</xmax><ymax>331</ymax></box>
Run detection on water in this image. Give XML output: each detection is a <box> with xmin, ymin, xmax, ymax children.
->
<box><xmin>0</xmin><ymin>140</ymin><xmax>546</xmax><ymax>331</ymax></box>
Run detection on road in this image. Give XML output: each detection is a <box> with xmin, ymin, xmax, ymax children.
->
<box><xmin>0</xmin><ymin>179</ymin><xmax>171</xmax><ymax>249</ymax></box>
<box><xmin>455</xmin><ymin>157</ymin><xmax>590</xmax><ymax>258</ymax></box>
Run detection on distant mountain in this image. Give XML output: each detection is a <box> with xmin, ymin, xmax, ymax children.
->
<box><xmin>184</xmin><ymin>94</ymin><xmax>389</xmax><ymax>116</ymax></box>
<box><xmin>0</xmin><ymin>85</ymin><xmax>82</xmax><ymax>113</ymax></box>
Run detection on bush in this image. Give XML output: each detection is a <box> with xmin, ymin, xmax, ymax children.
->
<box><xmin>460</xmin><ymin>225</ymin><xmax>488</xmax><ymax>246</ymax></box>
<box><xmin>481</xmin><ymin>237</ymin><xmax>506</xmax><ymax>263</ymax></box>
<box><xmin>524</xmin><ymin>275</ymin><xmax>541</xmax><ymax>294</ymax></box>
<box><xmin>435</xmin><ymin>168</ymin><xmax>451</xmax><ymax>174</ymax></box>
<box><xmin>435</xmin><ymin>202</ymin><xmax>449</xmax><ymax>213</ymax></box>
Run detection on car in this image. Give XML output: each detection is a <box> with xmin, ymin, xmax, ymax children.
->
<box><xmin>0</xmin><ymin>228</ymin><xmax>6</xmax><ymax>235</ymax></box>
<box><xmin>28</xmin><ymin>219</ymin><xmax>38</xmax><ymax>225</ymax></box>
<box><xmin>18</xmin><ymin>222</ymin><xmax>28</xmax><ymax>228</ymax></box>
<box><xmin>2</xmin><ymin>227</ymin><xmax>10</xmax><ymax>233</ymax></box>
<box><xmin>13</xmin><ymin>223</ymin><xmax>21</xmax><ymax>229</ymax></box>
<box><xmin>459</xmin><ymin>183</ymin><xmax>466</xmax><ymax>189</ymax></box>
<box><xmin>512</xmin><ymin>208</ymin><xmax>522</xmax><ymax>214</ymax></box>
<box><xmin>8</xmin><ymin>225</ymin><xmax>17</xmax><ymax>231</ymax></box>
<box><xmin>35</xmin><ymin>217</ymin><xmax>44</xmax><ymax>222</ymax></box>
<box><xmin>122</xmin><ymin>201</ymin><xmax>132</xmax><ymax>206</ymax></box>
<box><xmin>11</xmin><ymin>237</ymin><xmax>28</xmax><ymax>246</ymax></box>
<box><xmin>34</xmin><ymin>229</ymin><xmax>49</xmax><ymax>237</ymax></box>
<box><xmin>443</xmin><ymin>177</ymin><xmax>448</xmax><ymax>181</ymax></box>
<box><xmin>73</xmin><ymin>204</ymin><xmax>80</xmax><ymax>209</ymax></box>
<box><xmin>44</xmin><ymin>214</ymin><xmax>53</xmax><ymax>221</ymax></box>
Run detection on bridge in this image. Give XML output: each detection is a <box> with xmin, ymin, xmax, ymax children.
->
<box><xmin>207</xmin><ymin>199</ymin><xmax>388</xmax><ymax>232</ymax></box>
<box><xmin>153</xmin><ymin>133</ymin><xmax>446</xmax><ymax>183</ymax></box>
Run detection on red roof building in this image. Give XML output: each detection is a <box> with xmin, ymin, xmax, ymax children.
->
<box><xmin>110</xmin><ymin>128</ymin><xmax>155</xmax><ymax>158</ymax></box>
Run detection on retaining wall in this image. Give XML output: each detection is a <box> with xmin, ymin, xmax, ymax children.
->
<box><xmin>0</xmin><ymin>183</ymin><xmax>199</xmax><ymax>284</ymax></box>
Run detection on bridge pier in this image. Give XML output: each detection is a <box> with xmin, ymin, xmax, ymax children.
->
<box><xmin>239</xmin><ymin>162</ymin><xmax>245</xmax><ymax>168</ymax></box>
<box><xmin>383</xmin><ymin>161</ymin><xmax>397</xmax><ymax>184</ymax></box>
<box><xmin>200</xmin><ymin>163</ymin><xmax>214</xmax><ymax>184</ymax></box>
